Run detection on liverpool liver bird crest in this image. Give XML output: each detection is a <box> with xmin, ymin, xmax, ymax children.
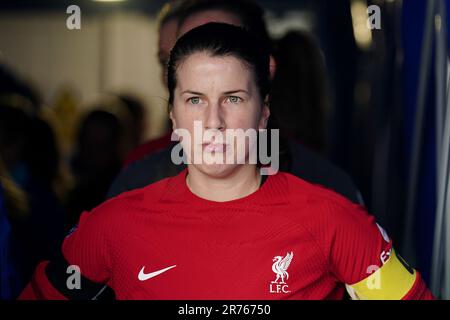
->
<box><xmin>271</xmin><ymin>251</ymin><xmax>294</xmax><ymax>284</ymax></box>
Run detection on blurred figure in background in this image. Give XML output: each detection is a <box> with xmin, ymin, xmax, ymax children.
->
<box><xmin>0</xmin><ymin>157</ymin><xmax>23</xmax><ymax>300</ymax></box>
<box><xmin>117</xmin><ymin>94</ymin><xmax>147</xmax><ymax>152</ymax></box>
<box><xmin>0</xmin><ymin>178</ymin><xmax>12</xmax><ymax>300</ymax></box>
<box><xmin>0</xmin><ymin>65</ymin><xmax>65</xmax><ymax>297</ymax></box>
<box><xmin>122</xmin><ymin>0</ymin><xmax>186</xmax><ymax>167</ymax></box>
<box><xmin>50</xmin><ymin>85</ymin><xmax>81</xmax><ymax>163</ymax></box>
<box><xmin>265</xmin><ymin>30</ymin><xmax>362</xmax><ymax>202</ymax></box>
<box><xmin>271</xmin><ymin>31</ymin><xmax>329</xmax><ymax>155</ymax></box>
<box><xmin>66</xmin><ymin>98</ymin><xmax>131</xmax><ymax>230</ymax></box>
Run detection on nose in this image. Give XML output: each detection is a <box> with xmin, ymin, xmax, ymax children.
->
<box><xmin>205</xmin><ymin>102</ymin><xmax>225</xmax><ymax>131</ymax></box>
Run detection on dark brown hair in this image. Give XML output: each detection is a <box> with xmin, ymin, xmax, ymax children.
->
<box><xmin>167</xmin><ymin>23</ymin><xmax>271</xmax><ymax>108</ymax></box>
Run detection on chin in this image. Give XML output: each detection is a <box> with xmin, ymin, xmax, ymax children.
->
<box><xmin>194</xmin><ymin>163</ymin><xmax>238</xmax><ymax>179</ymax></box>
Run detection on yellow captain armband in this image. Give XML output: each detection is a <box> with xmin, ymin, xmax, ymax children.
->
<box><xmin>345</xmin><ymin>249</ymin><xmax>417</xmax><ymax>300</ymax></box>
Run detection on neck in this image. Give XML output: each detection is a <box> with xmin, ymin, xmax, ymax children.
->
<box><xmin>186</xmin><ymin>165</ymin><xmax>261</xmax><ymax>202</ymax></box>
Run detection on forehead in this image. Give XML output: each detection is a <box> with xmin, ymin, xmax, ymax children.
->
<box><xmin>176</xmin><ymin>52</ymin><xmax>253</xmax><ymax>91</ymax></box>
<box><xmin>178</xmin><ymin>9</ymin><xmax>242</xmax><ymax>36</ymax></box>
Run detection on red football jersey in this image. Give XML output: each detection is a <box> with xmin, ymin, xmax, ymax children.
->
<box><xmin>19</xmin><ymin>170</ymin><xmax>433</xmax><ymax>300</ymax></box>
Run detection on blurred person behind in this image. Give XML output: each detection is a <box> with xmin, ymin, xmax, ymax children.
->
<box><xmin>0</xmin><ymin>157</ymin><xmax>24</xmax><ymax>300</ymax></box>
<box><xmin>66</xmin><ymin>98</ymin><xmax>131</xmax><ymax>230</ymax></box>
<box><xmin>271</xmin><ymin>30</ymin><xmax>329</xmax><ymax>155</ymax></box>
<box><xmin>116</xmin><ymin>93</ymin><xmax>147</xmax><ymax>151</ymax></box>
<box><xmin>50</xmin><ymin>85</ymin><xmax>81</xmax><ymax>162</ymax></box>
<box><xmin>0</xmin><ymin>65</ymin><xmax>65</xmax><ymax>296</ymax></box>
<box><xmin>122</xmin><ymin>0</ymin><xmax>187</xmax><ymax>167</ymax></box>
<box><xmin>0</xmin><ymin>177</ymin><xmax>12</xmax><ymax>299</ymax></box>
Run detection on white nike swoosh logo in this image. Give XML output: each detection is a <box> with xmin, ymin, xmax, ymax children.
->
<box><xmin>138</xmin><ymin>265</ymin><xmax>177</xmax><ymax>281</ymax></box>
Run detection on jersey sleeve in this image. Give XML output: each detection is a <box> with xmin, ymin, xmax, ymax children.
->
<box><xmin>325</xmin><ymin>200</ymin><xmax>434</xmax><ymax>300</ymax></box>
<box><xmin>18</xmin><ymin>205</ymin><xmax>114</xmax><ymax>300</ymax></box>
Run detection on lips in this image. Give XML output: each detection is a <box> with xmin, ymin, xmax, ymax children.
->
<box><xmin>202</xmin><ymin>143</ymin><xmax>228</xmax><ymax>153</ymax></box>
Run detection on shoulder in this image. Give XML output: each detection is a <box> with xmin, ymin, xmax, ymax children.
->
<box><xmin>277</xmin><ymin>171</ymin><xmax>381</xmax><ymax>256</ymax></box>
<box><xmin>103</xmin><ymin>176</ymin><xmax>172</xmax><ymax>213</ymax></box>
<box><xmin>78</xmin><ymin>175</ymin><xmax>174</xmax><ymax>231</ymax></box>
<box><xmin>280</xmin><ymin>170</ymin><xmax>350</xmax><ymax>202</ymax></box>
<box><xmin>288</xmin><ymin>141</ymin><xmax>361</xmax><ymax>204</ymax></box>
<box><xmin>278</xmin><ymin>171</ymin><xmax>369</xmax><ymax>224</ymax></box>
<box><xmin>62</xmin><ymin>175</ymin><xmax>179</xmax><ymax>270</ymax></box>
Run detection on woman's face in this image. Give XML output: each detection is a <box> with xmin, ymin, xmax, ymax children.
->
<box><xmin>170</xmin><ymin>52</ymin><xmax>270</xmax><ymax>178</ymax></box>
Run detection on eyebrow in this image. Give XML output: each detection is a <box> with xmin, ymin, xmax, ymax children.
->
<box><xmin>180</xmin><ymin>90</ymin><xmax>249</xmax><ymax>95</ymax></box>
<box><xmin>181</xmin><ymin>90</ymin><xmax>204</xmax><ymax>95</ymax></box>
<box><xmin>223</xmin><ymin>90</ymin><xmax>249</xmax><ymax>95</ymax></box>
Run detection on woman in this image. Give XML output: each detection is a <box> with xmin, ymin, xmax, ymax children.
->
<box><xmin>19</xmin><ymin>23</ymin><xmax>433</xmax><ymax>300</ymax></box>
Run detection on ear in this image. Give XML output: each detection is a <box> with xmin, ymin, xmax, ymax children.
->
<box><xmin>258</xmin><ymin>95</ymin><xmax>270</xmax><ymax>129</ymax></box>
<box><xmin>169</xmin><ymin>109</ymin><xmax>177</xmax><ymax>130</ymax></box>
<box><xmin>169</xmin><ymin>109</ymin><xmax>181</xmax><ymax>142</ymax></box>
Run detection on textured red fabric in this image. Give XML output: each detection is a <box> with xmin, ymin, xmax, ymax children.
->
<box><xmin>402</xmin><ymin>272</ymin><xmax>435</xmax><ymax>300</ymax></box>
<box><xmin>19</xmin><ymin>170</ymin><xmax>434</xmax><ymax>300</ymax></box>
<box><xmin>18</xmin><ymin>262</ymin><xmax>67</xmax><ymax>300</ymax></box>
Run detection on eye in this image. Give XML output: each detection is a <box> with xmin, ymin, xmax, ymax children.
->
<box><xmin>226</xmin><ymin>96</ymin><xmax>242</xmax><ymax>104</ymax></box>
<box><xmin>188</xmin><ymin>97</ymin><xmax>201</xmax><ymax>105</ymax></box>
